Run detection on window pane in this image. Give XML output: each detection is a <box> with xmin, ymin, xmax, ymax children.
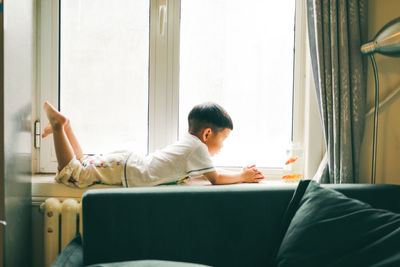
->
<box><xmin>60</xmin><ymin>0</ymin><xmax>149</xmax><ymax>154</ymax></box>
<box><xmin>179</xmin><ymin>0</ymin><xmax>295</xmax><ymax>167</ymax></box>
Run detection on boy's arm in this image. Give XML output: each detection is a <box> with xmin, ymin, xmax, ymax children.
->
<box><xmin>203</xmin><ymin>167</ymin><xmax>264</xmax><ymax>185</ymax></box>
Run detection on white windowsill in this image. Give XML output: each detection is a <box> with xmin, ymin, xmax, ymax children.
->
<box><xmin>31</xmin><ymin>174</ymin><xmax>121</xmax><ymax>203</ymax></box>
<box><xmin>32</xmin><ymin>173</ymin><xmax>299</xmax><ymax>203</ymax></box>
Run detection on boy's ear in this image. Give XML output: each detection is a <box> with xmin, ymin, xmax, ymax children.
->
<box><xmin>201</xmin><ymin>128</ymin><xmax>212</xmax><ymax>143</ymax></box>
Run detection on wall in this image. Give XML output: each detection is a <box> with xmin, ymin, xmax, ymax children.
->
<box><xmin>359</xmin><ymin>0</ymin><xmax>400</xmax><ymax>184</ymax></box>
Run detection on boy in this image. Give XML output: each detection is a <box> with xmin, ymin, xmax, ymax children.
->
<box><xmin>42</xmin><ymin>101</ymin><xmax>264</xmax><ymax>188</ymax></box>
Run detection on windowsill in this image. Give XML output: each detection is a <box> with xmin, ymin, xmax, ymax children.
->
<box><xmin>32</xmin><ymin>174</ymin><xmax>299</xmax><ymax>203</ymax></box>
<box><xmin>32</xmin><ymin>174</ymin><xmax>121</xmax><ymax>203</ymax></box>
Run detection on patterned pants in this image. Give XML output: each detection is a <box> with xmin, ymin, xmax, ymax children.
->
<box><xmin>55</xmin><ymin>151</ymin><xmax>131</xmax><ymax>188</ymax></box>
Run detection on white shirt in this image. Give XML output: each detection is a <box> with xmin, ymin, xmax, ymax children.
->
<box><xmin>123</xmin><ymin>133</ymin><xmax>215</xmax><ymax>187</ymax></box>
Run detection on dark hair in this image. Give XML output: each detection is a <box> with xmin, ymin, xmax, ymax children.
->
<box><xmin>188</xmin><ymin>102</ymin><xmax>233</xmax><ymax>134</ymax></box>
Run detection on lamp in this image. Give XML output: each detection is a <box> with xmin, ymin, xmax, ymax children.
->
<box><xmin>361</xmin><ymin>17</ymin><xmax>400</xmax><ymax>184</ymax></box>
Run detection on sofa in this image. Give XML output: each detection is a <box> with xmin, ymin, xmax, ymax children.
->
<box><xmin>52</xmin><ymin>180</ymin><xmax>400</xmax><ymax>267</ymax></box>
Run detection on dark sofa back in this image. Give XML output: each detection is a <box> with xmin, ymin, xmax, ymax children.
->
<box><xmin>82</xmin><ymin>183</ymin><xmax>400</xmax><ymax>267</ymax></box>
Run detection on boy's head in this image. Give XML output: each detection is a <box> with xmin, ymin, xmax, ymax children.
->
<box><xmin>188</xmin><ymin>102</ymin><xmax>233</xmax><ymax>156</ymax></box>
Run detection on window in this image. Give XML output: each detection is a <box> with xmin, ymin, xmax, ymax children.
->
<box><xmin>36</xmin><ymin>0</ymin><xmax>306</xmax><ymax>174</ymax></box>
<box><xmin>60</xmin><ymin>0</ymin><xmax>149</xmax><ymax>155</ymax></box>
<box><xmin>179</xmin><ymin>1</ymin><xmax>295</xmax><ymax>167</ymax></box>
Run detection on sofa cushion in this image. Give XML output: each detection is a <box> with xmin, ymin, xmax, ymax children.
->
<box><xmin>275</xmin><ymin>180</ymin><xmax>400</xmax><ymax>267</ymax></box>
<box><xmin>82</xmin><ymin>185</ymin><xmax>297</xmax><ymax>266</ymax></box>
<box><xmin>87</xmin><ymin>260</ymin><xmax>211</xmax><ymax>267</ymax></box>
<box><xmin>50</xmin><ymin>234</ymin><xmax>83</xmax><ymax>267</ymax></box>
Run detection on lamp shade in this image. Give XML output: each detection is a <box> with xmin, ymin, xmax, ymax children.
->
<box><xmin>361</xmin><ymin>17</ymin><xmax>400</xmax><ymax>56</ymax></box>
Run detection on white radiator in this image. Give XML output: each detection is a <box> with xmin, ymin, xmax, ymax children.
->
<box><xmin>40</xmin><ymin>198</ymin><xmax>83</xmax><ymax>267</ymax></box>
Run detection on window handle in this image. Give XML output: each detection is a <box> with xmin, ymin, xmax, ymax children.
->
<box><xmin>159</xmin><ymin>0</ymin><xmax>167</xmax><ymax>36</ymax></box>
<box><xmin>0</xmin><ymin>220</ymin><xmax>6</xmax><ymax>227</ymax></box>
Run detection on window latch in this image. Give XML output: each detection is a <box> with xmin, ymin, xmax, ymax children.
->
<box><xmin>159</xmin><ymin>0</ymin><xmax>167</xmax><ymax>36</ymax></box>
<box><xmin>34</xmin><ymin>120</ymin><xmax>41</xmax><ymax>149</ymax></box>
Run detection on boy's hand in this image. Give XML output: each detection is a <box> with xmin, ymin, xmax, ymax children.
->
<box><xmin>241</xmin><ymin>165</ymin><xmax>264</xmax><ymax>183</ymax></box>
<box><xmin>203</xmin><ymin>165</ymin><xmax>264</xmax><ymax>185</ymax></box>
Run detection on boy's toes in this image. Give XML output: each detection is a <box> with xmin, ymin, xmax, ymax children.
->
<box><xmin>42</xmin><ymin>124</ymin><xmax>53</xmax><ymax>138</ymax></box>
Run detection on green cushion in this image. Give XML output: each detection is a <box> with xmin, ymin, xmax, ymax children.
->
<box><xmin>275</xmin><ymin>181</ymin><xmax>400</xmax><ymax>267</ymax></box>
<box><xmin>87</xmin><ymin>260</ymin><xmax>211</xmax><ymax>267</ymax></box>
<box><xmin>83</xmin><ymin>185</ymin><xmax>297</xmax><ymax>266</ymax></box>
<box><xmin>50</xmin><ymin>234</ymin><xmax>83</xmax><ymax>267</ymax></box>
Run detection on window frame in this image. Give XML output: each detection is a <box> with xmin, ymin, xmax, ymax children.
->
<box><xmin>36</xmin><ymin>0</ymin><xmax>60</xmax><ymax>172</ymax></box>
<box><xmin>34</xmin><ymin>0</ymin><xmax>311</xmax><ymax>178</ymax></box>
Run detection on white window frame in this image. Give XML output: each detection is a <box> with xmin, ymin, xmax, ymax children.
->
<box><xmin>36</xmin><ymin>0</ymin><xmax>60</xmax><ymax>172</ymax></box>
<box><xmin>149</xmin><ymin>0</ymin><xmax>180</xmax><ymax>153</ymax></box>
<box><xmin>34</xmin><ymin>0</ymin><xmax>316</xmax><ymax>178</ymax></box>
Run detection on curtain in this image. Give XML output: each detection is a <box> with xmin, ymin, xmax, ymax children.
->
<box><xmin>306</xmin><ymin>0</ymin><xmax>368</xmax><ymax>183</ymax></box>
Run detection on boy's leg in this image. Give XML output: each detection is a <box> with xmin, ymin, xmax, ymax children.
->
<box><xmin>42</xmin><ymin>108</ymin><xmax>84</xmax><ymax>160</ymax></box>
<box><xmin>63</xmin><ymin>122</ymin><xmax>83</xmax><ymax>160</ymax></box>
<box><xmin>43</xmin><ymin>101</ymin><xmax>75</xmax><ymax>171</ymax></box>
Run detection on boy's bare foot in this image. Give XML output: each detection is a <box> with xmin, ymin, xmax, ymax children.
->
<box><xmin>43</xmin><ymin>101</ymin><xmax>69</xmax><ymax>133</ymax></box>
<box><xmin>42</xmin><ymin>121</ymin><xmax>71</xmax><ymax>138</ymax></box>
<box><xmin>42</xmin><ymin>124</ymin><xmax>53</xmax><ymax>138</ymax></box>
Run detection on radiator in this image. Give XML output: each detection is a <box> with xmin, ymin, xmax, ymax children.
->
<box><xmin>40</xmin><ymin>198</ymin><xmax>83</xmax><ymax>267</ymax></box>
